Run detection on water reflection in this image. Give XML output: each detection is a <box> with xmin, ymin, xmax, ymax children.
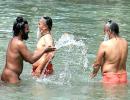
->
<box><xmin>103</xmin><ymin>83</ymin><xmax>129</xmax><ymax>100</ymax></box>
<box><xmin>31</xmin><ymin>82</ymin><xmax>52</xmax><ymax>100</ymax></box>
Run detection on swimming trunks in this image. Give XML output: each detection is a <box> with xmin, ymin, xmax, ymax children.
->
<box><xmin>42</xmin><ymin>62</ymin><xmax>53</xmax><ymax>75</ymax></box>
<box><xmin>102</xmin><ymin>71</ymin><xmax>127</xmax><ymax>84</ymax></box>
<box><xmin>32</xmin><ymin>62</ymin><xmax>53</xmax><ymax>76</ymax></box>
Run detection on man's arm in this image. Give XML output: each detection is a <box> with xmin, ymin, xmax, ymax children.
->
<box><xmin>18</xmin><ymin>41</ymin><xmax>55</xmax><ymax>64</ymax></box>
<box><xmin>91</xmin><ymin>42</ymin><xmax>106</xmax><ymax>78</ymax></box>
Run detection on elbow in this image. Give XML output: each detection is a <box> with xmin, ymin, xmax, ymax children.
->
<box><xmin>29</xmin><ymin>61</ymin><xmax>34</xmax><ymax>64</ymax></box>
<box><xmin>30</xmin><ymin>59</ymin><xmax>36</xmax><ymax>64</ymax></box>
<box><xmin>28</xmin><ymin>58</ymin><xmax>35</xmax><ymax>64</ymax></box>
<box><xmin>93</xmin><ymin>62</ymin><xmax>101</xmax><ymax>68</ymax></box>
<box><xmin>23</xmin><ymin>55</ymin><xmax>36</xmax><ymax>64</ymax></box>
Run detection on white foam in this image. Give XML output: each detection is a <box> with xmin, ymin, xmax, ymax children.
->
<box><xmin>55</xmin><ymin>33</ymin><xmax>85</xmax><ymax>49</ymax></box>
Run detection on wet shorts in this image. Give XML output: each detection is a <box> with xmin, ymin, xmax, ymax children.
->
<box><xmin>103</xmin><ymin>71</ymin><xmax>127</xmax><ymax>84</ymax></box>
<box><xmin>43</xmin><ymin>63</ymin><xmax>53</xmax><ymax>75</ymax></box>
<box><xmin>32</xmin><ymin>62</ymin><xmax>53</xmax><ymax>76</ymax></box>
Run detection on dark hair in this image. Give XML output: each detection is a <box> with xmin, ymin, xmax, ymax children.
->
<box><xmin>110</xmin><ymin>22</ymin><xmax>119</xmax><ymax>35</ymax></box>
<box><xmin>13</xmin><ymin>16</ymin><xmax>28</xmax><ymax>36</ymax></box>
<box><xmin>106</xmin><ymin>20</ymin><xmax>119</xmax><ymax>35</ymax></box>
<box><xmin>43</xmin><ymin>16</ymin><xmax>52</xmax><ymax>31</ymax></box>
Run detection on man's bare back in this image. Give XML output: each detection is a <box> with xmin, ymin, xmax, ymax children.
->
<box><xmin>101</xmin><ymin>37</ymin><xmax>128</xmax><ymax>73</ymax></box>
<box><xmin>91</xmin><ymin>21</ymin><xmax>128</xmax><ymax>83</ymax></box>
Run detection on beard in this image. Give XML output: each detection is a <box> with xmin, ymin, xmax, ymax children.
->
<box><xmin>22</xmin><ymin>32</ymin><xmax>29</xmax><ymax>40</ymax></box>
<box><xmin>37</xmin><ymin>28</ymin><xmax>42</xmax><ymax>40</ymax></box>
<box><xmin>104</xmin><ymin>33</ymin><xmax>109</xmax><ymax>41</ymax></box>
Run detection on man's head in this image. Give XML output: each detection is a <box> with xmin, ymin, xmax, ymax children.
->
<box><xmin>104</xmin><ymin>20</ymin><xmax>119</xmax><ymax>38</ymax></box>
<box><xmin>38</xmin><ymin>16</ymin><xmax>52</xmax><ymax>33</ymax></box>
<box><xmin>110</xmin><ymin>22</ymin><xmax>119</xmax><ymax>36</ymax></box>
<box><xmin>13</xmin><ymin>16</ymin><xmax>29</xmax><ymax>40</ymax></box>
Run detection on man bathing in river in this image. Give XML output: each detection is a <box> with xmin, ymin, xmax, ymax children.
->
<box><xmin>91</xmin><ymin>20</ymin><xmax>128</xmax><ymax>84</ymax></box>
<box><xmin>32</xmin><ymin>16</ymin><xmax>55</xmax><ymax>77</ymax></box>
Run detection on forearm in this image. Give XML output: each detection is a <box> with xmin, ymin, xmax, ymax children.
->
<box><xmin>30</xmin><ymin>48</ymin><xmax>46</xmax><ymax>64</ymax></box>
<box><xmin>91</xmin><ymin>43</ymin><xmax>105</xmax><ymax>78</ymax></box>
<box><xmin>91</xmin><ymin>63</ymin><xmax>101</xmax><ymax>78</ymax></box>
<box><xmin>92</xmin><ymin>64</ymin><xmax>100</xmax><ymax>75</ymax></box>
<box><xmin>39</xmin><ymin>53</ymin><xmax>52</xmax><ymax>70</ymax></box>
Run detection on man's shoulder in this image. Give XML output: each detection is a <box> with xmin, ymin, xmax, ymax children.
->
<box><xmin>11</xmin><ymin>38</ymin><xmax>23</xmax><ymax>45</ymax></box>
<box><xmin>15</xmin><ymin>39</ymin><xmax>26</xmax><ymax>48</ymax></box>
<box><xmin>100</xmin><ymin>41</ymin><xmax>108</xmax><ymax>48</ymax></box>
<box><xmin>38</xmin><ymin>36</ymin><xmax>45</xmax><ymax>42</ymax></box>
<box><xmin>121</xmin><ymin>38</ymin><xmax>128</xmax><ymax>44</ymax></box>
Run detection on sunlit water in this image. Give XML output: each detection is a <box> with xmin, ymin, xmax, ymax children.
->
<box><xmin>0</xmin><ymin>0</ymin><xmax>130</xmax><ymax>100</ymax></box>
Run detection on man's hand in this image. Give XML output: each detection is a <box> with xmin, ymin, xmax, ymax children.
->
<box><xmin>90</xmin><ymin>72</ymin><xmax>97</xmax><ymax>79</ymax></box>
<box><xmin>44</xmin><ymin>47</ymin><xmax>56</xmax><ymax>53</ymax></box>
<box><xmin>34</xmin><ymin>68</ymin><xmax>42</xmax><ymax>77</ymax></box>
<box><xmin>90</xmin><ymin>64</ymin><xmax>99</xmax><ymax>79</ymax></box>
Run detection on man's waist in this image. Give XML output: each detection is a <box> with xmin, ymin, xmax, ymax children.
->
<box><xmin>5</xmin><ymin>66</ymin><xmax>22</xmax><ymax>75</ymax></box>
<box><xmin>102</xmin><ymin>70</ymin><xmax>127</xmax><ymax>75</ymax></box>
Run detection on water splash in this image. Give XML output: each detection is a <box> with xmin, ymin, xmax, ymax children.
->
<box><xmin>36</xmin><ymin>33</ymin><xmax>88</xmax><ymax>85</ymax></box>
<box><xmin>55</xmin><ymin>33</ymin><xmax>85</xmax><ymax>49</ymax></box>
<box><xmin>104</xmin><ymin>34</ymin><xmax>109</xmax><ymax>41</ymax></box>
<box><xmin>81</xmin><ymin>46</ymin><xmax>89</xmax><ymax>71</ymax></box>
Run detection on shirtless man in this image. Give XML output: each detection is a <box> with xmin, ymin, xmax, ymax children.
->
<box><xmin>1</xmin><ymin>16</ymin><xmax>55</xmax><ymax>84</ymax></box>
<box><xmin>32</xmin><ymin>16</ymin><xmax>55</xmax><ymax>77</ymax></box>
<box><xmin>91</xmin><ymin>20</ymin><xmax>128</xmax><ymax>84</ymax></box>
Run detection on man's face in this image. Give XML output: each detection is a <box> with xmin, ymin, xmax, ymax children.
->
<box><xmin>104</xmin><ymin>25</ymin><xmax>110</xmax><ymax>35</ymax></box>
<box><xmin>22</xmin><ymin>24</ymin><xmax>29</xmax><ymax>40</ymax></box>
<box><xmin>38</xmin><ymin>18</ymin><xmax>47</xmax><ymax>33</ymax></box>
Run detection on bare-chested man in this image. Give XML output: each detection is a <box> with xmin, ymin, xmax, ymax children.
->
<box><xmin>1</xmin><ymin>16</ymin><xmax>55</xmax><ymax>84</ymax></box>
<box><xmin>91</xmin><ymin>20</ymin><xmax>128</xmax><ymax>84</ymax></box>
<box><xmin>32</xmin><ymin>16</ymin><xmax>55</xmax><ymax>77</ymax></box>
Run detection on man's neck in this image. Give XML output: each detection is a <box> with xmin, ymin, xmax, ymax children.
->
<box><xmin>110</xmin><ymin>33</ymin><xmax>119</xmax><ymax>39</ymax></box>
<box><xmin>41</xmin><ymin>31</ymin><xmax>50</xmax><ymax>36</ymax></box>
<box><xmin>13</xmin><ymin>35</ymin><xmax>22</xmax><ymax>40</ymax></box>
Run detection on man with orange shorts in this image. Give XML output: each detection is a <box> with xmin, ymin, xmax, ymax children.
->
<box><xmin>91</xmin><ymin>20</ymin><xmax>128</xmax><ymax>84</ymax></box>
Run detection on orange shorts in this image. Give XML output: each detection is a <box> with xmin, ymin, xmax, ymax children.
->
<box><xmin>102</xmin><ymin>72</ymin><xmax>127</xmax><ymax>84</ymax></box>
<box><xmin>42</xmin><ymin>63</ymin><xmax>53</xmax><ymax>75</ymax></box>
<box><xmin>32</xmin><ymin>62</ymin><xmax>53</xmax><ymax>76</ymax></box>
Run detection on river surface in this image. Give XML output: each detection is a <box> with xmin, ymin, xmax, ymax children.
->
<box><xmin>0</xmin><ymin>0</ymin><xmax>130</xmax><ymax>100</ymax></box>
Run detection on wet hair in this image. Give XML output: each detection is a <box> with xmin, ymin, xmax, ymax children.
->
<box><xmin>43</xmin><ymin>16</ymin><xmax>52</xmax><ymax>31</ymax></box>
<box><xmin>13</xmin><ymin>16</ymin><xmax>28</xmax><ymax>36</ymax></box>
<box><xmin>106</xmin><ymin>20</ymin><xmax>119</xmax><ymax>35</ymax></box>
<box><xmin>110</xmin><ymin>22</ymin><xmax>119</xmax><ymax>35</ymax></box>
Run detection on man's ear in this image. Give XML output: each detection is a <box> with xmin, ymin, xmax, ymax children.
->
<box><xmin>108</xmin><ymin>29</ymin><xmax>111</xmax><ymax>35</ymax></box>
<box><xmin>19</xmin><ymin>30</ymin><xmax>23</xmax><ymax>35</ymax></box>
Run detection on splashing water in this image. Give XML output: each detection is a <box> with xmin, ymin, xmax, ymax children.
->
<box><xmin>36</xmin><ymin>33</ymin><xmax>88</xmax><ymax>85</ymax></box>
<box><xmin>55</xmin><ymin>33</ymin><xmax>85</xmax><ymax>49</ymax></box>
<box><xmin>104</xmin><ymin>34</ymin><xmax>109</xmax><ymax>41</ymax></box>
